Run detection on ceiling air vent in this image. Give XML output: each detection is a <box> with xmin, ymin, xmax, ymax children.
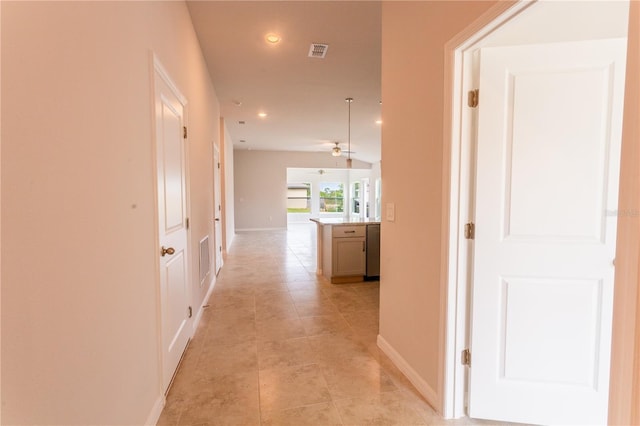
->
<box><xmin>308</xmin><ymin>43</ymin><xmax>328</xmax><ymax>58</ymax></box>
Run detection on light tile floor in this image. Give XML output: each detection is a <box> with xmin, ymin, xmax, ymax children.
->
<box><xmin>157</xmin><ymin>224</ymin><xmax>499</xmax><ymax>426</ymax></box>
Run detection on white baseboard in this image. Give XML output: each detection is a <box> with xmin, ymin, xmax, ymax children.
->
<box><xmin>192</xmin><ymin>276</ymin><xmax>216</xmax><ymax>334</ymax></box>
<box><xmin>377</xmin><ymin>334</ymin><xmax>440</xmax><ymax>411</ymax></box>
<box><xmin>225</xmin><ymin>232</ymin><xmax>235</xmax><ymax>253</ymax></box>
<box><xmin>236</xmin><ymin>227</ymin><xmax>287</xmax><ymax>232</ymax></box>
<box><xmin>145</xmin><ymin>394</ymin><xmax>165</xmax><ymax>426</ymax></box>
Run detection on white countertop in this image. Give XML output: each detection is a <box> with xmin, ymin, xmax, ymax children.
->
<box><xmin>310</xmin><ymin>217</ymin><xmax>381</xmax><ymax>225</ymax></box>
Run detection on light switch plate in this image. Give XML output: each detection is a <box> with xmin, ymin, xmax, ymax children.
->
<box><xmin>386</xmin><ymin>203</ymin><xmax>395</xmax><ymax>222</ymax></box>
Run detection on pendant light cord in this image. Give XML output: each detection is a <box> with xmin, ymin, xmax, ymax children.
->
<box><xmin>346</xmin><ymin>97</ymin><xmax>353</xmax><ymax>165</ymax></box>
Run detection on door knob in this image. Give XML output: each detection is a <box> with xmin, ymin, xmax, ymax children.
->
<box><xmin>161</xmin><ymin>246</ymin><xmax>175</xmax><ymax>257</ymax></box>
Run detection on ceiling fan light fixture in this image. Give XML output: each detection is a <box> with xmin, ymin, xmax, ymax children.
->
<box><xmin>332</xmin><ymin>142</ymin><xmax>341</xmax><ymax>157</ymax></box>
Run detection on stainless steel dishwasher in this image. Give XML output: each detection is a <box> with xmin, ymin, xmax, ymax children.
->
<box><xmin>366</xmin><ymin>224</ymin><xmax>380</xmax><ymax>279</ymax></box>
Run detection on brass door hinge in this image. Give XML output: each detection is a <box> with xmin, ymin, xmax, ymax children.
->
<box><xmin>183</xmin><ymin>126</ymin><xmax>188</xmax><ymax>139</ymax></box>
<box><xmin>464</xmin><ymin>222</ymin><xmax>475</xmax><ymax>240</ymax></box>
<box><xmin>468</xmin><ymin>89</ymin><xmax>479</xmax><ymax>108</ymax></box>
<box><xmin>188</xmin><ymin>306</ymin><xmax>193</xmax><ymax>318</ymax></box>
<box><xmin>462</xmin><ymin>349</ymin><xmax>471</xmax><ymax>366</ymax></box>
<box><xmin>185</xmin><ymin>218</ymin><xmax>190</xmax><ymax>229</ymax></box>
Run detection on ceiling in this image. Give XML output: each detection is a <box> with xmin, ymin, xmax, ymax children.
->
<box><xmin>187</xmin><ymin>1</ymin><xmax>382</xmax><ymax>164</ymax></box>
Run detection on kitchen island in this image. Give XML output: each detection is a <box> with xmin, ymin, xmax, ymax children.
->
<box><xmin>310</xmin><ymin>217</ymin><xmax>380</xmax><ymax>283</ymax></box>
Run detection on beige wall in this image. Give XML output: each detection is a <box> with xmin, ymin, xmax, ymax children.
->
<box><xmin>1</xmin><ymin>1</ymin><xmax>220</xmax><ymax>424</ymax></box>
<box><xmin>379</xmin><ymin>0</ymin><xmax>498</xmax><ymax>401</ymax></box>
<box><xmin>0</xmin><ymin>2</ymin><xmax>3</xmax><ymax>422</ymax></box>
<box><xmin>234</xmin><ymin>150</ymin><xmax>370</xmax><ymax>230</ymax></box>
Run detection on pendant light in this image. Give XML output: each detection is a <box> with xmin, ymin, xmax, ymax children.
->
<box><xmin>345</xmin><ymin>97</ymin><xmax>353</xmax><ymax>169</ymax></box>
<box><xmin>332</xmin><ymin>142</ymin><xmax>342</xmax><ymax>157</ymax></box>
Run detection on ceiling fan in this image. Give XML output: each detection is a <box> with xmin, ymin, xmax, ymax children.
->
<box><xmin>331</xmin><ymin>141</ymin><xmax>356</xmax><ymax>157</ymax></box>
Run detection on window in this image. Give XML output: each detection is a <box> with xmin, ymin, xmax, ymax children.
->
<box><xmin>287</xmin><ymin>183</ymin><xmax>311</xmax><ymax>213</ymax></box>
<box><xmin>319</xmin><ymin>182</ymin><xmax>344</xmax><ymax>213</ymax></box>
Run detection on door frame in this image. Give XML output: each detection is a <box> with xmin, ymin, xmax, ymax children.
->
<box><xmin>213</xmin><ymin>143</ymin><xmax>223</xmax><ymax>275</ymax></box>
<box><xmin>441</xmin><ymin>0</ymin><xmax>636</xmax><ymax>422</ymax></box>
<box><xmin>151</xmin><ymin>54</ymin><xmax>193</xmax><ymax>394</ymax></box>
<box><xmin>441</xmin><ymin>1</ymin><xmax>534</xmax><ymax>417</ymax></box>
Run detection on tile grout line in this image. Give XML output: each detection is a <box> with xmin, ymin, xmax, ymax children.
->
<box><xmin>253</xmin><ymin>292</ymin><xmax>265</xmax><ymax>426</ymax></box>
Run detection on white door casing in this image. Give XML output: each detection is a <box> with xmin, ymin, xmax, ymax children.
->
<box><xmin>213</xmin><ymin>145</ymin><xmax>223</xmax><ymax>274</ymax></box>
<box><xmin>362</xmin><ymin>178</ymin><xmax>370</xmax><ymax>219</ymax></box>
<box><xmin>468</xmin><ymin>39</ymin><xmax>626</xmax><ymax>425</ymax></box>
<box><xmin>154</xmin><ymin>59</ymin><xmax>191</xmax><ymax>393</ymax></box>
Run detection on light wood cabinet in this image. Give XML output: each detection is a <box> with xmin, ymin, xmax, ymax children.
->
<box><xmin>332</xmin><ymin>235</ymin><xmax>366</xmax><ymax>276</ymax></box>
<box><xmin>321</xmin><ymin>224</ymin><xmax>366</xmax><ymax>282</ymax></box>
<box><xmin>312</xmin><ymin>220</ymin><xmax>379</xmax><ymax>284</ymax></box>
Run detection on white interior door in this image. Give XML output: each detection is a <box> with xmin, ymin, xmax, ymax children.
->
<box><xmin>469</xmin><ymin>39</ymin><xmax>626</xmax><ymax>425</ymax></box>
<box><xmin>213</xmin><ymin>145</ymin><xmax>223</xmax><ymax>274</ymax></box>
<box><xmin>154</xmin><ymin>62</ymin><xmax>191</xmax><ymax>393</ymax></box>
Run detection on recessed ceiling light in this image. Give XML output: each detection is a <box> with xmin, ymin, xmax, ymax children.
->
<box><xmin>376</xmin><ymin>120</ymin><xmax>383</xmax><ymax>125</ymax></box>
<box><xmin>258</xmin><ymin>112</ymin><xmax>267</xmax><ymax>118</ymax></box>
<box><xmin>265</xmin><ymin>33</ymin><xmax>281</xmax><ymax>44</ymax></box>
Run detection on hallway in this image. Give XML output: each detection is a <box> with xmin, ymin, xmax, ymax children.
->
<box><xmin>158</xmin><ymin>225</ymin><xmax>482</xmax><ymax>425</ymax></box>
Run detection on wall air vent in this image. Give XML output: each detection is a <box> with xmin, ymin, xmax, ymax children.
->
<box><xmin>199</xmin><ymin>236</ymin><xmax>210</xmax><ymax>286</ymax></box>
<box><xmin>308</xmin><ymin>43</ymin><xmax>329</xmax><ymax>58</ymax></box>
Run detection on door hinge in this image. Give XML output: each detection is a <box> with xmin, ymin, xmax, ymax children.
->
<box><xmin>462</xmin><ymin>348</ymin><xmax>471</xmax><ymax>366</ymax></box>
<box><xmin>183</xmin><ymin>126</ymin><xmax>188</xmax><ymax>139</ymax></box>
<box><xmin>185</xmin><ymin>218</ymin><xmax>190</xmax><ymax>229</ymax></box>
<box><xmin>188</xmin><ymin>306</ymin><xmax>193</xmax><ymax>318</ymax></box>
<box><xmin>464</xmin><ymin>222</ymin><xmax>475</xmax><ymax>240</ymax></box>
<box><xmin>217</xmin><ymin>162</ymin><xmax>221</xmax><ymax>169</ymax></box>
<box><xmin>468</xmin><ymin>89</ymin><xmax>479</xmax><ymax>108</ymax></box>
